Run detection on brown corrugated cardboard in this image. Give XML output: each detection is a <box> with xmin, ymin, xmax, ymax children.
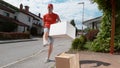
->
<box><xmin>55</xmin><ymin>52</ymin><xmax>79</xmax><ymax>68</ymax></box>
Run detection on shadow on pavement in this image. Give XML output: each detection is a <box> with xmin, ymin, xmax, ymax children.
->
<box><xmin>49</xmin><ymin>59</ymin><xmax>55</xmax><ymax>62</ymax></box>
<box><xmin>80</xmin><ymin>60</ymin><xmax>111</xmax><ymax>67</ymax></box>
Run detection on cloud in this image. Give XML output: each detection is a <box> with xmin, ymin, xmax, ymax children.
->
<box><xmin>3</xmin><ymin>0</ymin><xmax>102</xmax><ymax>29</ymax></box>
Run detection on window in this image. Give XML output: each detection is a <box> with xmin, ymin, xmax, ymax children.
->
<box><xmin>14</xmin><ymin>16</ymin><xmax>17</xmax><ymax>20</ymax></box>
<box><xmin>28</xmin><ymin>17</ymin><xmax>31</xmax><ymax>22</ymax></box>
<box><xmin>4</xmin><ymin>12</ymin><xmax>10</xmax><ymax>17</ymax></box>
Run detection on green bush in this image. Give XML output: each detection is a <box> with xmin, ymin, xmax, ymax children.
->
<box><xmin>114</xmin><ymin>38</ymin><xmax>120</xmax><ymax>52</ymax></box>
<box><xmin>90</xmin><ymin>0</ymin><xmax>120</xmax><ymax>53</ymax></box>
<box><xmin>84</xmin><ymin>41</ymin><xmax>93</xmax><ymax>50</ymax></box>
<box><xmin>71</xmin><ymin>35</ymin><xmax>86</xmax><ymax>50</ymax></box>
<box><xmin>91</xmin><ymin>38</ymin><xmax>110</xmax><ymax>52</ymax></box>
<box><xmin>72</xmin><ymin>38</ymin><xmax>80</xmax><ymax>50</ymax></box>
<box><xmin>0</xmin><ymin>32</ymin><xmax>30</xmax><ymax>40</ymax></box>
<box><xmin>90</xmin><ymin>14</ymin><xmax>111</xmax><ymax>53</ymax></box>
<box><xmin>79</xmin><ymin>35</ymin><xmax>86</xmax><ymax>44</ymax></box>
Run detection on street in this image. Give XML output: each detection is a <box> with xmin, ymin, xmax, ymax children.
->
<box><xmin>0</xmin><ymin>37</ymin><xmax>73</xmax><ymax>68</ymax></box>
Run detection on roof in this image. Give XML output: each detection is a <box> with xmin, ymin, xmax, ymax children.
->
<box><xmin>0</xmin><ymin>4</ymin><xmax>15</xmax><ymax>13</ymax></box>
<box><xmin>20</xmin><ymin>10</ymin><xmax>41</xmax><ymax>21</ymax></box>
<box><xmin>83</xmin><ymin>16</ymin><xmax>102</xmax><ymax>25</ymax></box>
<box><xmin>0</xmin><ymin>0</ymin><xmax>42</xmax><ymax>21</ymax></box>
<box><xmin>0</xmin><ymin>0</ymin><xmax>19</xmax><ymax>11</ymax></box>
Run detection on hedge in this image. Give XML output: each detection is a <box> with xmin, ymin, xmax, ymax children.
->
<box><xmin>0</xmin><ymin>32</ymin><xmax>30</xmax><ymax>40</ymax></box>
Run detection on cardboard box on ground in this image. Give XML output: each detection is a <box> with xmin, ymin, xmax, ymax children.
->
<box><xmin>49</xmin><ymin>22</ymin><xmax>76</xmax><ymax>39</ymax></box>
<box><xmin>55</xmin><ymin>52</ymin><xmax>80</xmax><ymax>68</ymax></box>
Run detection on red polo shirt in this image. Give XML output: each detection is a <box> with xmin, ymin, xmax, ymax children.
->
<box><xmin>43</xmin><ymin>13</ymin><xmax>59</xmax><ymax>29</ymax></box>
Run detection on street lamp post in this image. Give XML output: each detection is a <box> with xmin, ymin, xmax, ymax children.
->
<box><xmin>78</xmin><ymin>2</ymin><xmax>84</xmax><ymax>34</ymax></box>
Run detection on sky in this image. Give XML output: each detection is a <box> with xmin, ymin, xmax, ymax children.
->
<box><xmin>3</xmin><ymin>0</ymin><xmax>102</xmax><ymax>29</ymax></box>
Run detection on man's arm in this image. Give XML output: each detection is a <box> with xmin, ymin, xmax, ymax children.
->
<box><xmin>58</xmin><ymin>16</ymin><xmax>61</xmax><ymax>22</ymax></box>
<box><xmin>56</xmin><ymin>15</ymin><xmax>61</xmax><ymax>22</ymax></box>
<box><xmin>43</xmin><ymin>15</ymin><xmax>46</xmax><ymax>27</ymax></box>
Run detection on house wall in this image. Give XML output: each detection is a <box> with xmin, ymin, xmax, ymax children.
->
<box><xmin>97</xmin><ymin>22</ymin><xmax>100</xmax><ymax>30</ymax></box>
<box><xmin>17</xmin><ymin>12</ymin><xmax>33</xmax><ymax>27</ymax></box>
<box><xmin>0</xmin><ymin>2</ymin><xmax>43</xmax><ymax>34</ymax></box>
<box><xmin>0</xmin><ymin>9</ymin><xmax>3</xmax><ymax>15</ymax></box>
<box><xmin>38</xmin><ymin>20</ymin><xmax>43</xmax><ymax>34</ymax></box>
<box><xmin>39</xmin><ymin>19</ymin><xmax>43</xmax><ymax>26</ymax></box>
<box><xmin>87</xmin><ymin>22</ymin><xmax>100</xmax><ymax>29</ymax></box>
<box><xmin>17</xmin><ymin>26</ymin><xmax>28</xmax><ymax>32</ymax></box>
<box><xmin>17</xmin><ymin>12</ymin><xmax>43</xmax><ymax>34</ymax></box>
<box><xmin>0</xmin><ymin>9</ymin><xmax>14</xmax><ymax>18</ymax></box>
<box><xmin>17</xmin><ymin>26</ymin><xmax>24</xmax><ymax>32</ymax></box>
<box><xmin>83</xmin><ymin>17</ymin><xmax>101</xmax><ymax>30</ymax></box>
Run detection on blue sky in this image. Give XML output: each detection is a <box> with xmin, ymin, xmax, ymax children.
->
<box><xmin>4</xmin><ymin>0</ymin><xmax>102</xmax><ymax>29</ymax></box>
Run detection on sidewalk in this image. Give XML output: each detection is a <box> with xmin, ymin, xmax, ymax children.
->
<box><xmin>4</xmin><ymin>51</ymin><xmax>120</xmax><ymax>68</ymax></box>
<box><xmin>79</xmin><ymin>51</ymin><xmax>120</xmax><ymax>68</ymax></box>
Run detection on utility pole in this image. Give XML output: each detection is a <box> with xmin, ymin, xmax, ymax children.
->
<box><xmin>78</xmin><ymin>2</ymin><xmax>84</xmax><ymax>34</ymax></box>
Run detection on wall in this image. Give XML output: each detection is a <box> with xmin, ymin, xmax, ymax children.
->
<box><xmin>0</xmin><ymin>9</ymin><xmax>3</xmax><ymax>15</ymax></box>
<box><xmin>0</xmin><ymin>9</ymin><xmax>14</xmax><ymax>18</ymax></box>
<box><xmin>17</xmin><ymin>12</ymin><xmax>33</xmax><ymax>27</ymax></box>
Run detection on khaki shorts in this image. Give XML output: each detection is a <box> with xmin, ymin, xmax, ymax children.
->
<box><xmin>43</xmin><ymin>28</ymin><xmax>54</xmax><ymax>45</ymax></box>
<box><xmin>44</xmin><ymin>28</ymin><xmax>49</xmax><ymax>33</ymax></box>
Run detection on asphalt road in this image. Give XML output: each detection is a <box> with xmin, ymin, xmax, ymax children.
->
<box><xmin>0</xmin><ymin>38</ymin><xmax>43</xmax><ymax>67</ymax></box>
<box><xmin>0</xmin><ymin>37</ymin><xmax>73</xmax><ymax>68</ymax></box>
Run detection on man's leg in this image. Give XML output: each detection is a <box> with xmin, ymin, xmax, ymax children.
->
<box><xmin>48</xmin><ymin>43</ymin><xmax>53</xmax><ymax>59</ymax></box>
<box><xmin>43</xmin><ymin>28</ymin><xmax>49</xmax><ymax>46</ymax></box>
<box><xmin>43</xmin><ymin>32</ymin><xmax>49</xmax><ymax>41</ymax></box>
<box><xmin>46</xmin><ymin>36</ymin><xmax>54</xmax><ymax>62</ymax></box>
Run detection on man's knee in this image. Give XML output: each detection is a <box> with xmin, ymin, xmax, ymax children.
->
<box><xmin>48</xmin><ymin>36</ymin><xmax>54</xmax><ymax>44</ymax></box>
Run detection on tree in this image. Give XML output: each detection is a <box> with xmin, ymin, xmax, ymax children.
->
<box><xmin>70</xmin><ymin>19</ymin><xmax>76</xmax><ymax>27</ymax></box>
<box><xmin>70</xmin><ymin>19</ymin><xmax>78</xmax><ymax>36</ymax></box>
<box><xmin>91</xmin><ymin>0</ymin><xmax>120</xmax><ymax>52</ymax></box>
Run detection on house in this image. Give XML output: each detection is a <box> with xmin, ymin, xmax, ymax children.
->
<box><xmin>83</xmin><ymin>16</ymin><xmax>101</xmax><ymax>41</ymax></box>
<box><xmin>83</xmin><ymin>16</ymin><xmax>102</xmax><ymax>30</ymax></box>
<box><xmin>0</xmin><ymin>0</ymin><xmax>43</xmax><ymax>36</ymax></box>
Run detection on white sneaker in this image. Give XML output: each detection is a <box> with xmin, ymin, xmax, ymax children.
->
<box><xmin>44</xmin><ymin>58</ymin><xmax>50</xmax><ymax>63</ymax></box>
<box><xmin>43</xmin><ymin>39</ymin><xmax>48</xmax><ymax>47</ymax></box>
<box><xmin>43</xmin><ymin>43</ymin><xmax>48</xmax><ymax>47</ymax></box>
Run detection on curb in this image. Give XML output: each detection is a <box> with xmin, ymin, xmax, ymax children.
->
<box><xmin>0</xmin><ymin>39</ymin><xmax>38</xmax><ymax>44</ymax></box>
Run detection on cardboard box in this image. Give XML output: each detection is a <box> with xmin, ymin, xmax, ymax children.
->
<box><xmin>55</xmin><ymin>52</ymin><xmax>80</xmax><ymax>68</ymax></box>
<box><xmin>49</xmin><ymin>22</ymin><xmax>76</xmax><ymax>39</ymax></box>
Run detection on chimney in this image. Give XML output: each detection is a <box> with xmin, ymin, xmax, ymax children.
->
<box><xmin>25</xmin><ymin>6</ymin><xmax>29</xmax><ymax>12</ymax></box>
<box><xmin>20</xmin><ymin>4</ymin><xmax>23</xmax><ymax>10</ymax></box>
<box><xmin>38</xmin><ymin>13</ymin><xmax>41</xmax><ymax>18</ymax></box>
